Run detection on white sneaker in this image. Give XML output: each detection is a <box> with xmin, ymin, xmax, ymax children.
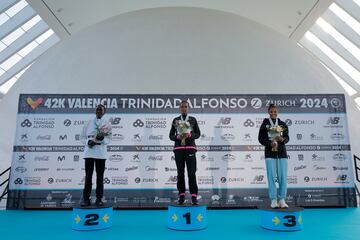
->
<box><xmin>270</xmin><ymin>199</ymin><xmax>279</xmax><ymax>208</ymax></box>
<box><xmin>279</xmin><ymin>199</ymin><xmax>289</xmax><ymax>208</ymax></box>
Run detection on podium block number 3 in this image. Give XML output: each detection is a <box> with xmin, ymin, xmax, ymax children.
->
<box><xmin>272</xmin><ymin>214</ymin><xmax>302</xmax><ymax>227</ymax></box>
<box><xmin>283</xmin><ymin>215</ymin><xmax>296</xmax><ymax>227</ymax></box>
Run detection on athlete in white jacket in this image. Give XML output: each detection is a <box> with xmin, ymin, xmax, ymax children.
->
<box><xmin>80</xmin><ymin>104</ymin><xmax>112</xmax><ymax>206</ymax></box>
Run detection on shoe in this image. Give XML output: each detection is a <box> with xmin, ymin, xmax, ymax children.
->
<box><xmin>270</xmin><ymin>199</ymin><xmax>279</xmax><ymax>208</ymax></box>
<box><xmin>191</xmin><ymin>196</ymin><xmax>199</xmax><ymax>205</ymax></box>
<box><xmin>95</xmin><ymin>198</ymin><xmax>104</xmax><ymax>206</ymax></box>
<box><xmin>177</xmin><ymin>195</ymin><xmax>185</xmax><ymax>205</ymax></box>
<box><xmin>80</xmin><ymin>199</ymin><xmax>91</xmax><ymax>207</ymax></box>
<box><xmin>279</xmin><ymin>199</ymin><xmax>289</xmax><ymax>208</ymax></box>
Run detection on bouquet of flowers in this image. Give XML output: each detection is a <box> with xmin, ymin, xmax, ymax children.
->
<box><xmin>267</xmin><ymin>125</ymin><xmax>284</xmax><ymax>152</ymax></box>
<box><xmin>175</xmin><ymin>120</ymin><xmax>191</xmax><ymax>145</ymax></box>
<box><xmin>95</xmin><ymin>122</ymin><xmax>112</xmax><ymax>139</ymax></box>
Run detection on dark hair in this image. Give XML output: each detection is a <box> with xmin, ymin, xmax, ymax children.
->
<box><xmin>96</xmin><ymin>104</ymin><xmax>106</xmax><ymax>113</ymax></box>
<box><xmin>268</xmin><ymin>104</ymin><xmax>277</xmax><ymax>111</ymax></box>
<box><xmin>180</xmin><ymin>100</ymin><xmax>189</xmax><ymax>106</ymax></box>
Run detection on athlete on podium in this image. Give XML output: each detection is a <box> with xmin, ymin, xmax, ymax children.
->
<box><xmin>258</xmin><ymin>104</ymin><xmax>289</xmax><ymax>208</ymax></box>
<box><xmin>80</xmin><ymin>104</ymin><xmax>112</xmax><ymax>207</ymax></box>
<box><xmin>169</xmin><ymin>100</ymin><xmax>201</xmax><ymax>205</ymax></box>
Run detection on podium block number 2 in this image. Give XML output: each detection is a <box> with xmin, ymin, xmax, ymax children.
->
<box><xmin>84</xmin><ymin>214</ymin><xmax>99</xmax><ymax>226</ymax></box>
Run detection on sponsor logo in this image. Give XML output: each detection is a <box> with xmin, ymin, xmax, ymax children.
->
<box><xmin>17</xmin><ymin>154</ymin><xmax>26</xmax><ymax>163</ymax></box>
<box><xmin>56</xmin><ymin>168</ymin><xmax>74</xmax><ymax>171</ymax></box>
<box><xmin>244</xmin><ymin>154</ymin><xmax>253</xmax><ymax>162</ymax></box>
<box><xmin>109</xmin><ymin>154</ymin><xmax>123</xmax><ymax>162</ymax></box>
<box><xmin>243</xmin><ymin>196</ymin><xmax>262</xmax><ymax>203</ymax></box>
<box><xmin>294</xmin><ymin>120</ymin><xmax>314</xmax><ymax>125</ymax></box>
<box><xmin>200</xmin><ymin>134</ymin><xmax>214</xmax><ymax>141</ymax></box>
<box><xmin>111</xmin><ymin>176</ymin><xmax>128</xmax><ymax>185</ymax></box>
<box><xmin>296</xmin><ymin>134</ymin><xmax>303</xmax><ymax>140</ymax></box>
<box><xmin>112</xmin><ymin>133</ymin><xmax>125</xmax><ymax>141</ymax></box>
<box><xmin>227</xmin><ymin>167</ymin><xmax>245</xmax><ymax>171</ymax></box>
<box><xmin>19</xmin><ymin>134</ymin><xmax>28</xmax><ymax>142</ymax></box>
<box><xmin>145</xmin><ymin>117</ymin><xmax>167</xmax><ymax>128</ymax></box>
<box><xmin>284</xmin><ymin>119</ymin><xmax>292</xmax><ymax>126</ymax></box>
<box><xmin>165</xmin><ymin>167</ymin><xmax>177</xmax><ymax>172</ymax></box>
<box><xmin>221</xmin><ymin>133</ymin><xmax>235</xmax><ymax>141</ymax></box>
<box><xmin>205</xmin><ymin>167</ymin><xmax>220</xmax><ymax>171</ymax></box>
<box><xmin>251</xmin><ymin>175</ymin><xmax>265</xmax><ymax>184</ymax></box>
<box><xmin>59</xmin><ymin>135</ymin><xmax>67</xmax><ymax>140</ymax></box>
<box><xmin>22</xmin><ymin>177</ymin><xmax>41</xmax><ymax>185</ymax></box>
<box><xmin>200</xmin><ymin>154</ymin><xmax>215</xmax><ymax>162</ymax></box>
<box><xmin>242</xmin><ymin>133</ymin><xmax>252</xmax><ymax>141</ymax></box>
<box><xmin>251</xmin><ymin>166</ymin><xmax>265</xmax><ymax>170</ymax></box>
<box><xmin>165</xmin><ymin>176</ymin><xmax>177</xmax><ymax>185</ymax></box>
<box><xmin>304</xmin><ymin>176</ymin><xmax>327</xmax><ymax>182</ymax></box>
<box><xmin>15</xmin><ymin>167</ymin><xmax>27</xmax><ymax>173</ymax></box>
<box><xmin>131</xmin><ymin>154</ymin><xmax>140</xmax><ymax>162</ymax></box>
<box><xmin>109</xmin><ymin>117</ymin><xmax>123</xmax><ymax>129</ymax></box>
<box><xmin>313</xmin><ymin>165</ymin><xmax>327</xmax><ymax>171</ymax></box>
<box><xmin>333</xmin><ymin>153</ymin><xmax>347</xmax><ymax>161</ymax></box>
<box><xmin>20</xmin><ymin>119</ymin><xmax>32</xmax><ymax>127</ymax></box>
<box><xmin>125</xmin><ymin>166</ymin><xmax>139</xmax><ymax>172</ymax></box>
<box><xmin>243</xmin><ymin>119</ymin><xmax>255</xmax><ymax>127</ymax></box>
<box><xmin>36</xmin><ymin>135</ymin><xmax>51</xmax><ymax>141</ymax></box>
<box><xmin>73</xmin><ymin>155</ymin><xmax>80</xmax><ymax>162</ymax></box>
<box><xmin>333</xmin><ymin>166</ymin><xmax>348</xmax><ymax>171</ymax></box>
<box><xmin>330</xmin><ymin>98</ymin><xmax>342</xmax><ymax>108</ymax></box>
<box><xmin>287</xmin><ymin>175</ymin><xmax>298</xmax><ymax>184</ymax></box>
<box><xmin>14</xmin><ymin>178</ymin><xmax>23</xmax><ymax>184</ymax></box>
<box><xmin>135</xmin><ymin>177</ymin><xmax>158</xmax><ymax>183</ymax></box>
<box><xmin>26</xmin><ymin>97</ymin><xmax>43</xmax><ymax>109</ymax></box>
<box><xmin>55</xmin><ymin>178</ymin><xmax>72</xmax><ymax>183</ymax></box>
<box><xmin>216</xmin><ymin>117</ymin><xmax>234</xmax><ymax>129</ymax></box>
<box><xmin>227</xmin><ymin>177</ymin><xmax>245</xmax><ymax>182</ymax></box>
<box><xmin>75</xmin><ymin>134</ymin><xmax>81</xmax><ymax>141</ymax></box>
<box><xmin>106</xmin><ymin>167</ymin><xmax>119</xmax><ymax>171</ymax></box>
<box><xmin>330</xmin><ymin>133</ymin><xmax>345</xmax><ymax>141</ymax></box>
<box><xmin>311</xmin><ymin>153</ymin><xmax>325</xmax><ymax>162</ymax></box>
<box><xmin>63</xmin><ymin>119</ymin><xmax>72</xmax><ymax>127</ymax></box>
<box><xmin>310</xmin><ymin>133</ymin><xmax>323</xmax><ymax>141</ymax></box>
<box><xmin>294</xmin><ymin>165</ymin><xmax>306</xmax><ymax>171</ymax></box>
<box><xmin>133</xmin><ymin>119</ymin><xmax>144</xmax><ymax>127</ymax></box>
<box><xmin>149</xmin><ymin>135</ymin><xmax>163</xmax><ymax>140</ymax></box>
<box><xmin>250</xmin><ymin>98</ymin><xmax>262</xmax><ymax>109</ymax></box>
<box><xmin>198</xmin><ymin>176</ymin><xmax>214</xmax><ymax>185</ymax></box>
<box><xmin>222</xmin><ymin>154</ymin><xmax>236</xmax><ymax>162</ymax></box>
<box><xmin>148</xmin><ymin>155</ymin><xmax>163</xmax><ymax>161</ymax></box>
<box><xmin>103</xmin><ymin>177</ymin><xmax>111</xmax><ymax>184</ymax></box>
<box><xmin>34</xmin><ymin>168</ymin><xmax>49</xmax><ymax>172</ymax></box>
<box><xmin>145</xmin><ymin>166</ymin><xmax>158</xmax><ymax>171</ymax></box>
<box><xmin>34</xmin><ymin>155</ymin><xmax>49</xmax><ymax>162</ymax></box>
<box><xmin>335</xmin><ymin>174</ymin><xmax>348</xmax><ymax>183</ymax></box>
<box><xmin>154</xmin><ymin>196</ymin><xmax>171</xmax><ymax>203</ymax></box>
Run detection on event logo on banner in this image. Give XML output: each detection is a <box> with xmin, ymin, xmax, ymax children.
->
<box><xmin>7</xmin><ymin>94</ymin><xmax>356</xmax><ymax>209</ymax></box>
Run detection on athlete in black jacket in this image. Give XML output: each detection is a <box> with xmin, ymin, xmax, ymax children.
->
<box><xmin>169</xmin><ymin>100</ymin><xmax>201</xmax><ymax>205</ymax></box>
<box><xmin>258</xmin><ymin>104</ymin><xmax>289</xmax><ymax>208</ymax></box>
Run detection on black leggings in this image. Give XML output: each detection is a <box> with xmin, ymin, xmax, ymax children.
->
<box><xmin>83</xmin><ymin>158</ymin><xmax>105</xmax><ymax>200</ymax></box>
<box><xmin>174</xmin><ymin>149</ymin><xmax>198</xmax><ymax>195</ymax></box>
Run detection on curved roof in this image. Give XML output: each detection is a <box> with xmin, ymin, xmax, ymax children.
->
<box><xmin>1</xmin><ymin>0</ymin><xmax>360</xmax><ymax>111</ymax></box>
